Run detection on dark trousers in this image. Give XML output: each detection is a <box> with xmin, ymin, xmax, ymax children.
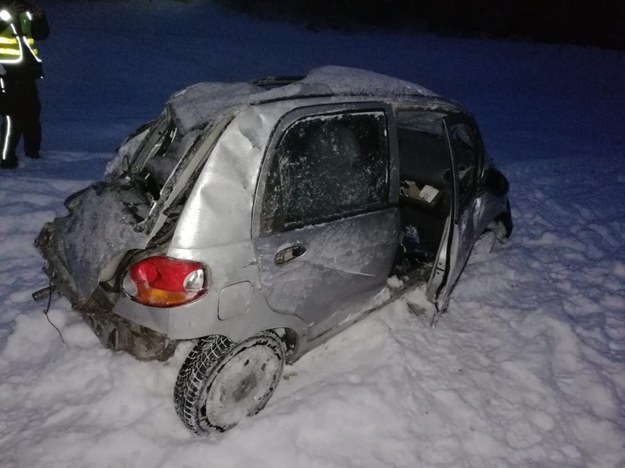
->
<box><xmin>1</xmin><ymin>79</ymin><xmax>42</xmax><ymax>161</ymax></box>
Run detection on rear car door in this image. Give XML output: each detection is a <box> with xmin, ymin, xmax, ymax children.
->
<box><xmin>427</xmin><ymin>115</ymin><xmax>484</xmax><ymax>311</ymax></box>
<box><xmin>253</xmin><ymin>103</ymin><xmax>399</xmax><ymax>340</ymax></box>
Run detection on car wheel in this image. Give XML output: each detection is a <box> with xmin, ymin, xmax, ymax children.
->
<box><xmin>173</xmin><ymin>332</ymin><xmax>285</xmax><ymax>434</ymax></box>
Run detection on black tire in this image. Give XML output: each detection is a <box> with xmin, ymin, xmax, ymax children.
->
<box><xmin>173</xmin><ymin>332</ymin><xmax>285</xmax><ymax>434</ymax></box>
<box><xmin>173</xmin><ymin>335</ymin><xmax>231</xmax><ymax>430</ymax></box>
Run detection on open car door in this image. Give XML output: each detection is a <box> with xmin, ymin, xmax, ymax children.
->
<box><xmin>426</xmin><ymin>115</ymin><xmax>483</xmax><ymax>314</ymax></box>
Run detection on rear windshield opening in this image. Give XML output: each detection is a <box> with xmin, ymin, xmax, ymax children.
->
<box><xmin>125</xmin><ymin>111</ymin><xmax>201</xmax><ymax>206</ymax></box>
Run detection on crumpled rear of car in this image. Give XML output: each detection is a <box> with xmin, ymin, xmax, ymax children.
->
<box><xmin>36</xmin><ymin>182</ymin><xmax>150</xmax><ymax>305</ymax></box>
<box><xmin>34</xmin><ymin>112</ymin><xmax>184</xmax><ymax>359</ymax></box>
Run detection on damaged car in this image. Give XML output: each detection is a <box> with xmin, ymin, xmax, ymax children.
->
<box><xmin>34</xmin><ymin>66</ymin><xmax>512</xmax><ymax>434</ymax></box>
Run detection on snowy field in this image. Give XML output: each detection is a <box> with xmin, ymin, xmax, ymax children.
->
<box><xmin>1</xmin><ymin>1</ymin><xmax>624</xmax><ymax>466</ymax></box>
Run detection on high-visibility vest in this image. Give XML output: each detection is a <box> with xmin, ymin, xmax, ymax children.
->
<box><xmin>0</xmin><ymin>9</ymin><xmax>41</xmax><ymax>65</ymax></box>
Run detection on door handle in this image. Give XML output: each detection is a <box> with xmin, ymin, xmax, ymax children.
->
<box><xmin>274</xmin><ymin>245</ymin><xmax>306</xmax><ymax>265</ymax></box>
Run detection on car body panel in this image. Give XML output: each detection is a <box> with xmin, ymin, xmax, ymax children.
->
<box><xmin>251</xmin><ymin>102</ymin><xmax>401</xmax><ymax>340</ymax></box>
<box><xmin>255</xmin><ymin>208</ymin><xmax>400</xmax><ymax>340</ymax></box>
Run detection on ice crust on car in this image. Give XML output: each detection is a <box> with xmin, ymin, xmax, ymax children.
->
<box><xmin>169</xmin><ymin>66</ymin><xmax>436</xmax><ymax>134</ymax></box>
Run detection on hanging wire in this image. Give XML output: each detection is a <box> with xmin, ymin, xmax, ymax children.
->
<box><xmin>42</xmin><ymin>279</ymin><xmax>65</xmax><ymax>343</ymax></box>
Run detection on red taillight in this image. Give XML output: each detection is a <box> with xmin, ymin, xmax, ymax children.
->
<box><xmin>123</xmin><ymin>256</ymin><xmax>208</xmax><ymax>307</ymax></box>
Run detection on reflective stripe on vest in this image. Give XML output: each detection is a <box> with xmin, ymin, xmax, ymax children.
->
<box><xmin>0</xmin><ymin>9</ymin><xmax>40</xmax><ymax>64</ymax></box>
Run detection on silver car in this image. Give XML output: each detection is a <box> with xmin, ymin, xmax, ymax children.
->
<box><xmin>34</xmin><ymin>66</ymin><xmax>512</xmax><ymax>434</ymax></box>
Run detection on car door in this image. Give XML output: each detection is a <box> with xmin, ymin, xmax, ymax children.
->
<box><xmin>253</xmin><ymin>103</ymin><xmax>400</xmax><ymax>340</ymax></box>
<box><xmin>426</xmin><ymin>115</ymin><xmax>483</xmax><ymax>312</ymax></box>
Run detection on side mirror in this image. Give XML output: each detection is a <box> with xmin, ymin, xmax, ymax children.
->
<box><xmin>482</xmin><ymin>168</ymin><xmax>509</xmax><ymax>197</ymax></box>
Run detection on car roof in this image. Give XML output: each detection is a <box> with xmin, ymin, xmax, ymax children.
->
<box><xmin>167</xmin><ymin>66</ymin><xmax>445</xmax><ymax>134</ymax></box>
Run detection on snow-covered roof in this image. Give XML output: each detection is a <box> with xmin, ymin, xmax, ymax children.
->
<box><xmin>168</xmin><ymin>66</ymin><xmax>437</xmax><ymax>133</ymax></box>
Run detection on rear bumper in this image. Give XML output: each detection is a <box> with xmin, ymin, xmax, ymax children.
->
<box><xmin>35</xmin><ymin>223</ymin><xmax>177</xmax><ymax>361</ymax></box>
<box><xmin>80</xmin><ymin>287</ymin><xmax>177</xmax><ymax>361</ymax></box>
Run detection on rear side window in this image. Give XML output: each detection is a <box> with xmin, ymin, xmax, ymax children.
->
<box><xmin>260</xmin><ymin>110</ymin><xmax>389</xmax><ymax>234</ymax></box>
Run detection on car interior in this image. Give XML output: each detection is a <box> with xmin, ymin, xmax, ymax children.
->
<box><xmin>393</xmin><ymin>112</ymin><xmax>454</xmax><ymax>277</ymax></box>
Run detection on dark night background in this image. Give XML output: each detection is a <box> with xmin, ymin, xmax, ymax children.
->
<box><xmin>212</xmin><ymin>0</ymin><xmax>624</xmax><ymax>51</ymax></box>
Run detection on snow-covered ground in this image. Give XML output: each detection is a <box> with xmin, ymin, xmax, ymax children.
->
<box><xmin>1</xmin><ymin>1</ymin><xmax>624</xmax><ymax>466</ymax></box>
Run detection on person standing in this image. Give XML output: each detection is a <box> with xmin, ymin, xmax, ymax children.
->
<box><xmin>0</xmin><ymin>0</ymin><xmax>48</xmax><ymax>169</ymax></box>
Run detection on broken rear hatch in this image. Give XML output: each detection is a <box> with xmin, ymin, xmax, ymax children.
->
<box><xmin>35</xmin><ymin>110</ymin><xmax>187</xmax><ymax>308</ymax></box>
<box><xmin>34</xmin><ymin>80</ymin><xmax>264</xmax><ymax>310</ymax></box>
<box><xmin>36</xmin><ymin>181</ymin><xmax>152</xmax><ymax>306</ymax></box>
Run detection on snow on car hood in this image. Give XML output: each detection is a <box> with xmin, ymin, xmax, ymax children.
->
<box><xmin>169</xmin><ymin>66</ymin><xmax>436</xmax><ymax>134</ymax></box>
